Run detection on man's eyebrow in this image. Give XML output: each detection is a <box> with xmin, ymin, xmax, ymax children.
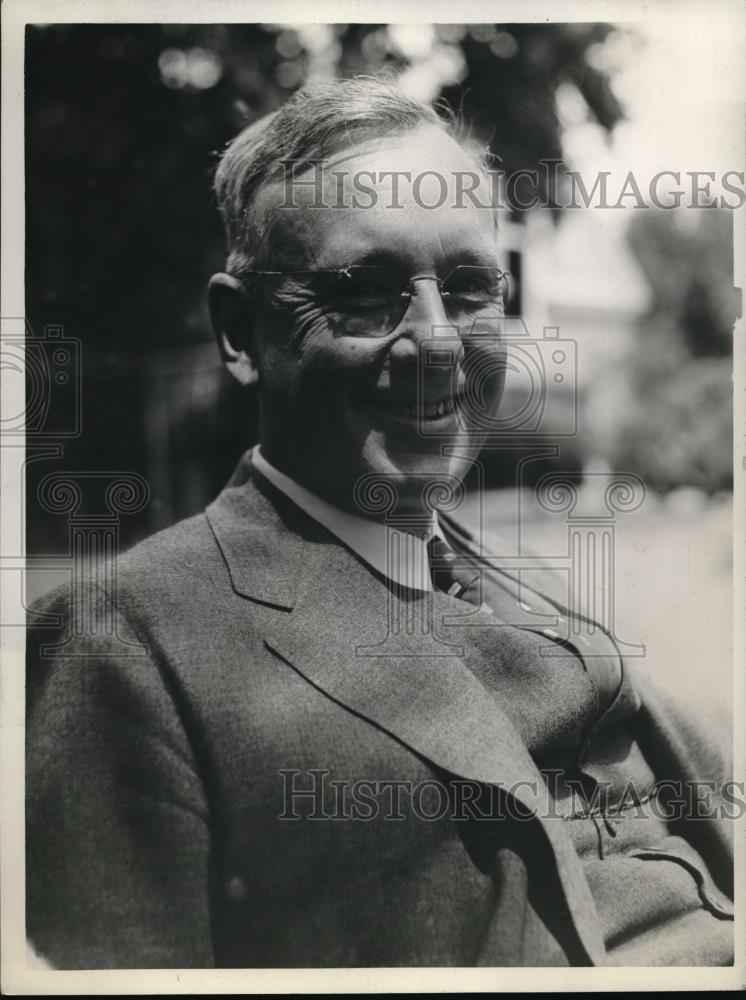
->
<box><xmin>315</xmin><ymin>247</ymin><xmax>502</xmax><ymax>271</ymax></box>
<box><xmin>446</xmin><ymin>246</ymin><xmax>501</xmax><ymax>268</ymax></box>
<box><xmin>315</xmin><ymin>249</ymin><xmax>402</xmax><ymax>269</ymax></box>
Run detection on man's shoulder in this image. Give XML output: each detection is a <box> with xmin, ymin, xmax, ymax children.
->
<box><xmin>30</xmin><ymin>507</ymin><xmax>237</xmax><ymax>633</ymax></box>
<box><xmin>116</xmin><ymin>510</ymin><xmax>220</xmax><ymax>586</ymax></box>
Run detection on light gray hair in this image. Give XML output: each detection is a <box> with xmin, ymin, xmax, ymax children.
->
<box><xmin>213</xmin><ymin>76</ymin><xmax>491</xmax><ymax>282</ymax></box>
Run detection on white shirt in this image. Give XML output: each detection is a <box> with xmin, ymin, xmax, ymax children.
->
<box><xmin>251</xmin><ymin>445</ymin><xmax>445</xmax><ymax>592</ymax></box>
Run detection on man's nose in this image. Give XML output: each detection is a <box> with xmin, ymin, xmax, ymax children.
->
<box><xmin>388</xmin><ymin>279</ymin><xmax>458</xmax><ymax>361</ymax></box>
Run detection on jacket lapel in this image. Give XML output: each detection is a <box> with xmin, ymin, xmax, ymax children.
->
<box><xmin>206</xmin><ymin>460</ymin><xmax>606</xmax><ymax>964</ymax></box>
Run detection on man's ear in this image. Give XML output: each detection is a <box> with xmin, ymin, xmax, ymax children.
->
<box><xmin>207</xmin><ymin>273</ymin><xmax>260</xmax><ymax>387</ymax></box>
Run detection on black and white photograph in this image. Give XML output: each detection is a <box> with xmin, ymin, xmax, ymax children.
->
<box><xmin>1</xmin><ymin>0</ymin><xmax>744</xmax><ymax>992</ymax></box>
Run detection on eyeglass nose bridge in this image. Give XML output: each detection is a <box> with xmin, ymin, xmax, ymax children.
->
<box><xmin>399</xmin><ymin>273</ymin><xmax>450</xmax><ymax>303</ymax></box>
<box><xmin>393</xmin><ymin>274</ymin><xmax>458</xmax><ymax>342</ymax></box>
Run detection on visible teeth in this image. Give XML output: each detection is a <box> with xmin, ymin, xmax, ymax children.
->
<box><xmin>415</xmin><ymin>398</ymin><xmax>455</xmax><ymax>418</ymax></box>
<box><xmin>370</xmin><ymin>396</ymin><xmax>460</xmax><ymax>419</ymax></box>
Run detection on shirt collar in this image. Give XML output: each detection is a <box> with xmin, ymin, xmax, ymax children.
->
<box><xmin>251</xmin><ymin>445</ymin><xmax>444</xmax><ymax>592</ymax></box>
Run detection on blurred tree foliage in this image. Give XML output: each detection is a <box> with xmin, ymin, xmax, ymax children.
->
<box><xmin>25</xmin><ymin>21</ymin><xmax>626</xmax><ymax>547</ymax></box>
<box><xmin>609</xmin><ymin>209</ymin><xmax>736</xmax><ymax>493</ymax></box>
<box><xmin>26</xmin><ymin>23</ymin><xmax>735</xmax><ymax>517</ymax></box>
<box><xmin>25</xmin><ymin>22</ymin><xmax>626</xmax><ymax>547</ymax></box>
<box><xmin>439</xmin><ymin>23</ymin><xmax>622</xmax><ymax>205</ymax></box>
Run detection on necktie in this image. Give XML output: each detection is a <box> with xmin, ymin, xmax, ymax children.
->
<box><xmin>427</xmin><ymin>532</ymin><xmax>623</xmax><ymax>728</ymax></box>
<box><xmin>426</xmin><ymin>535</ymin><xmax>481</xmax><ymax>604</ymax></box>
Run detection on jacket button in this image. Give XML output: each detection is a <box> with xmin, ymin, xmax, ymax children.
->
<box><xmin>226</xmin><ymin>875</ymin><xmax>248</xmax><ymax>903</ymax></box>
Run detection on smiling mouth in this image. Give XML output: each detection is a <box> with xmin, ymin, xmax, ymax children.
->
<box><xmin>359</xmin><ymin>393</ymin><xmax>463</xmax><ymax>423</ymax></box>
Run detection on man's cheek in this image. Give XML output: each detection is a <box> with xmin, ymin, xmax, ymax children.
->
<box><xmin>298</xmin><ymin>337</ymin><xmax>382</xmax><ymax>382</ymax></box>
<box><xmin>464</xmin><ymin>342</ymin><xmax>507</xmax><ymax>395</ymax></box>
<box><xmin>286</xmin><ymin>308</ymin><xmax>332</xmax><ymax>349</ymax></box>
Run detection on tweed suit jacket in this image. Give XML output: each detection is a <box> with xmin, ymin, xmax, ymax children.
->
<box><xmin>26</xmin><ymin>456</ymin><xmax>734</xmax><ymax>969</ymax></box>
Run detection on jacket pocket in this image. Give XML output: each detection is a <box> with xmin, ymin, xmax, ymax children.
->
<box><xmin>625</xmin><ymin>839</ymin><xmax>734</xmax><ymax>920</ymax></box>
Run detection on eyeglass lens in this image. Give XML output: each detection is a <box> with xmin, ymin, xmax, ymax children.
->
<box><xmin>322</xmin><ymin>265</ymin><xmax>509</xmax><ymax>338</ymax></box>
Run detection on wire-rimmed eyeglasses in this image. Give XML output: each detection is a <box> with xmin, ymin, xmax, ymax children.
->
<box><xmin>242</xmin><ymin>264</ymin><xmax>510</xmax><ymax>339</ymax></box>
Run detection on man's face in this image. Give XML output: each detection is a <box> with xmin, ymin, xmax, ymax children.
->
<box><xmin>248</xmin><ymin>124</ymin><xmax>506</xmax><ymax>515</ymax></box>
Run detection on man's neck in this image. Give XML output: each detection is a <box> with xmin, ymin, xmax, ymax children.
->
<box><xmin>256</xmin><ymin>443</ymin><xmax>438</xmax><ymax>527</ymax></box>
<box><xmin>251</xmin><ymin>445</ymin><xmax>442</xmax><ymax>592</ymax></box>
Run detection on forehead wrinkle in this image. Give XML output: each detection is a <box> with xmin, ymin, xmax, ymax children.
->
<box><xmin>266</xmin><ymin>199</ymin><xmax>497</xmax><ymax>272</ymax></box>
<box><xmin>259</xmin><ymin>122</ymin><xmax>492</xmax><ymax>204</ymax></box>
<box><xmin>233</xmin><ymin>119</ymin><xmax>499</xmax><ymax>277</ymax></box>
<box><xmin>252</xmin><ymin>128</ymin><xmax>497</xmax><ymax>271</ymax></box>
<box><xmin>323</xmin><ymin>122</ymin><xmax>481</xmax><ymax>173</ymax></box>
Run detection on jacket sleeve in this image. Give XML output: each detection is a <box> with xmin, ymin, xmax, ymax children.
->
<box><xmin>26</xmin><ymin>583</ymin><xmax>214</xmax><ymax>969</ymax></box>
<box><xmin>628</xmin><ymin>664</ymin><xmax>735</xmax><ymax>898</ymax></box>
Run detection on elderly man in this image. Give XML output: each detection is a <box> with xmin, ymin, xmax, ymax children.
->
<box><xmin>26</xmin><ymin>78</ymin><xmax>734</xmax><ymax>968</ymax></box>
